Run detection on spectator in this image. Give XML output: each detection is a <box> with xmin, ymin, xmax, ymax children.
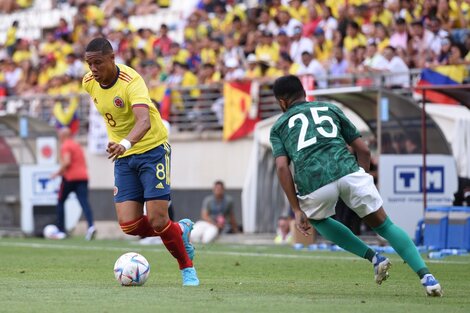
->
<box><xmin>436</xmin><ymin>37</ymin><xmax>452</xmax><ymax>65</ymax></box>
<box><xmin>257</xmin><ymin>9</ymin><xmax>279</xmax><ymax>35</ymax></box>
<box><xmin>224</xmin><ymin>58</ymin><xmax>245</xmax><ymax>81</ymax></box>
<box><xmin>5</xmin><ymin>20</ymin><xmax>18</xmax><ymax>57</ymax></box>
<box><xmin>317</xmin><ymin>6</ymin><xmax>338</xmax><ymax>41</ymax></box>
<box><xmin>329</xmin><ymin>47</ymin><xmax>349</xmax><ymax>84</ymax></box>
<box><xmin>343</xmin><ymin>21</ymin><xmax>367</xmax><ymax>52</ymax></box>
<box><xmin>153</xmin><ymin>24</ymin><xmax>173</xmax><ymax>57</ymax></box>
<box><xmin>274</xmin><ymin>216</ymin><xmax>293</xmax><ymax>245</ymax></box>
<box><xmin>191</xmin><ymin>180</ymin><xmax>239</xmax><ymax>244</ymax></box>
<box><xmin>265</xmin><ymin>31</ymin><xmax>284</xmax><ymax>58</ymax></box>
<box><xmin>313</xmin><ymin>28</ymin><xmax>334</xmax><ymax>65</ymax></box>
<box><xmin>302</xmin><ymin>5</ymin><xmax>321</xmax><ymax>38</ymax></box>
<box><xmin>255</xmin><ymin>31</ymin><xmax>280</xmax><ymax>63</ymax></box>
<box><xmin>382</xmin><ymin>45</ymin><xmax>410</xmax><ymax>88</ymax></box>
<box><xmin>245</xmin><ymin>53</ymin><xmax>258</xmax><ymax>79</ymax></box>
<box><xmin>427</xmin><ymin>16</ymin><xmax>450</xmax><ymax>56</ymax></box>
<box><xmin>389</xmin><ymin>17</ymin><xmax>408</xmax><ymax>50</ymax></box>
<box><xmin>289</xmin><ymin>26</ymin><xmax>313</xmax><ymax>65</ymax></box>
<box><xmin>221</xmin><ymin>36</ymin><xmax>245</xmax><ymax>68</ymax></box>
<box><xmin>278</xmin><ymin>52</ymin><xmax>299</xmax><ymax>75</ymax></box>
<box><xmin>297</xmin><ymin>51</ymin><xmax>327</xmax><ymax>88</ymax></box>
<box><xmin>276</xmin><ymin>8</ymin><xmax>302</xmax><ymax>37</ymax></box>
<box><xmin>372</xmin><ymin>22</ymin><xmax>391</xmax><ymax>52</ymax></box>
<box><xmin>50</xmin><ymin>127</ymin><xmax>96</xmax><ymax>240</ymax></box>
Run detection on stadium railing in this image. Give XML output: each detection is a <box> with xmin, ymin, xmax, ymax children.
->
<box><xmin>0</xmin><ymin>67</ymin><xmax>465</xmax><ymax>137</ymax></box>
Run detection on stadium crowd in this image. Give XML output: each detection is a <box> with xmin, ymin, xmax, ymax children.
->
<box><xmin>0</xmin><ymin>0</ymin><xmax>470</xmax><ymax>106</ymax></box>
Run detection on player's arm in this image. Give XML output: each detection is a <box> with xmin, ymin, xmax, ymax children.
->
<box><xmin>107</xmin><ymin>105</ymin><xmax>151</xmax><ymax>161</ymax></box>
<box><xmin>349</xmin><ymin>137</ymin><xmax>371</xmax><ymax>172</ymax></box>
<box><xmin>275</xmin><ymin>156</ymin><xmax>312</xmax><ymax>236</ymax></box>
<box><xmin>201</xmin><ymin>208</ymin><xmax>216</xmax><ymax>225</ymax></box>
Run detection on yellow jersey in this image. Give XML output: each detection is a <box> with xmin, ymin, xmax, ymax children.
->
<box><xmin>82</xmin><ymin>64</ymin><xmax>168</xmax><ymax>157</ymax></box>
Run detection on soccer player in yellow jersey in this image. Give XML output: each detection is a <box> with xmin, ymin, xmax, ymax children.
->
<box><xmin>82</xmin><ymin>38</ymin><xmax>199</xmax><ymax>286</ymax></box>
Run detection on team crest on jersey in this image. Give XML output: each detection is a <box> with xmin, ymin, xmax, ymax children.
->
<box><xmin>113</xmin><ymin>186</ymin><xmax>118</xmax><ymax>196</ymax></box>
<box><xmin>113</xmin><ymin>96</ymin><xmax>124</xmax><ymax>108</ymax></box>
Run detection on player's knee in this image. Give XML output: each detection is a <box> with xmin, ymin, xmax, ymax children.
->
<box><xmin>148</xmin><ymin>215</ymin><xmax>170</xmax><ymax>232</ymax></box>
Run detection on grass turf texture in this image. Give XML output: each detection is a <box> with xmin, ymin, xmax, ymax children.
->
<box><xmin>0</xmin><ymin>237</ymin><xmax>469</xmax><ymax>313</ymax></box>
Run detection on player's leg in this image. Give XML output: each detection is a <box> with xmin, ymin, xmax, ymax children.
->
<box><xmin>138</xmin><ymin>144</ymin><xmax>199</xmax><ymax>286</ymax></box>
<box><xmin>342</xmin><ymin>170</ymin><xmax>442</xmax><ymax>296</ymax></box>
<box><xmin>195</xmin><ymin>220</ymin><xmax>219</xmax><ymax>244</ymax></box>
<box><xmin>56</xmin><ymin>179</ymin><xmax>73</xmax><ymax>235</ymax></box>
<box><xmin>363</xmin><ymin>208</ymin><xmax>442</xmax><ymax>296</ymax></box>
<box><xmin>300</xmin><ymin>181</ymin><xmax>383</xmax><ymax>279</ymax></box>
<box><xmin>114</xmin><ymin>157</ymin><xmax>156</xmax><ymax>238</ymax></box>
<box><xmin>74</xmin><ymin>180</ymin><xmax>96</xmax><ymax>240</ymax></box>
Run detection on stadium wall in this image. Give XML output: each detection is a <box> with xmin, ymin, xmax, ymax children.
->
<box><xmin>85</xmin><ymin>137</ymin><xmax>252</xmax><ymax>226</ymax></box>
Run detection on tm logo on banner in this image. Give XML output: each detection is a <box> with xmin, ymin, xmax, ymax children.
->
<box><xmin>394</xmin><ymin>166</ymin><xmax>444</xmax><ymax>194</ymax></box>
<box><xmin>32</xmin><ymin>172</ymin><xmax>60</xmax><ymax>196</ymax></box>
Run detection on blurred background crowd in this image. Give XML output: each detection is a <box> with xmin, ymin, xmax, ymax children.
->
<box><xmin>0</xmin><ymin>0</ymin><xmax>469</xmax><ymax>104</ymax></box>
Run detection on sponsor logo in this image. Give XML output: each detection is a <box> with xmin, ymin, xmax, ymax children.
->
<box><xmin>155</xmin><ymin>182</ymin><xmax>164</xmax><ymax>189</ymax></box>
<box><xmin>394</xmin><ymin>166</ymin><xmax>444</xmax><ymax>194</ymax></box>
<box><xmin>113</xmin><ymin>96</ymin><xmax>124</xmax><ymax>108</ymax></box>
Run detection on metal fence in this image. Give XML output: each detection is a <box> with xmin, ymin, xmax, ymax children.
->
<box><xmin>0</xmin><ymin>68</ymin><xmax>466</xmax><ymax>137</ymax></box>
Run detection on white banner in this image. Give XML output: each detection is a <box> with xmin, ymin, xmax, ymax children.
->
<box><xmin>87</xmin><ymin>99</ymin><xmax>108</xmax><ymax>155</ymax></box>
<box><xmin>36</xmin><ymin>137</ymin><xmax>57</xmax><ymax>165</ymax></box>
<box><xmin>379</xmin><ymin>154</ymin><xmax>458</xmax><ymax>237</ymax></box>
<box><xmin>20</xmin><ymin>165</ymin><xmax>82</xmax><ymax>235</ymax></box>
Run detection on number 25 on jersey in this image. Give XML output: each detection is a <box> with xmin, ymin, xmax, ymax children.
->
<box><xmin>288</xmin><ymin>106</ymin><xmax>338</xmax><ymax>151</ymax></box>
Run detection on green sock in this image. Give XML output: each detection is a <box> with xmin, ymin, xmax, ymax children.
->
<box><xmin>373</xmin><ymin>217</ymin><xmax>429</xmax><ymax>278</ymax></box>
<box><xmin>311</xmin><ymin>218</ymin><xmax>374</xmax><ymax>260</ymax></box>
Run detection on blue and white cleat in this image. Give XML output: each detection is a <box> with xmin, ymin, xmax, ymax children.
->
<box><xmin>421</xmin><ymin>274</ymin><xmax>443</xmax><ymax>297</ymax></box>
<box><xmin>181</xmin><ymin>267</ymin><xmax>199</xmax><ymax>286</ymax></box>
<box><xmin>179</xmin><ymin>219</ymin><xmax>195</xmax><ymax>260</ymax></box>
<box><xmin>373</xmin><ymin>253</ymin><xmax>391</xmax><ymax>285</ymax></box>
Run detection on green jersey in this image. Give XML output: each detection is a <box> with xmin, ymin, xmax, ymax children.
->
<box><xmin>270</xmin><ymin>101</ymin><xmax>361</xmax><ymax>196</ymax></box>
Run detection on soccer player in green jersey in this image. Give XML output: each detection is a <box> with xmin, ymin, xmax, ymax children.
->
<box><xmin>270</xmin><ymin>75</ymin><xmax>442</xmax><ymax>297</ymax></box>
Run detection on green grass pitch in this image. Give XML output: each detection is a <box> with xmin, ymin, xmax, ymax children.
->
<box><xmin>0</xmin><ymin>237</ymin><xmax>469</xmax><ymax>313</ymax></box>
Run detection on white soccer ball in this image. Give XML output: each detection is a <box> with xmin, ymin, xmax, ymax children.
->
<box><xmin>43</xmin><ymin>224</ymin><xmax>59</xmax><ymax>239</ymax></box>
<box><xmin>113</xmin><ymin>252</ymin><xmax>150</xmax><ymax>286</ymax></box>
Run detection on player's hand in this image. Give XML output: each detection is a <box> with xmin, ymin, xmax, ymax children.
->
<box><xmin>106</xmin><ymin>141</ymin><xmax>126</xmax><ymax>162</ymax></box>
<box><xmin>294</xmin><ymin>210</ymin><xmax>312</xmax><ymax>237</ymax></box>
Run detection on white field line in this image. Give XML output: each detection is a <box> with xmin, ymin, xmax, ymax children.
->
<box><xmin>0</xmin><ymin>241</ymin><xmax>469</xmax><ymax>265</ymax></box>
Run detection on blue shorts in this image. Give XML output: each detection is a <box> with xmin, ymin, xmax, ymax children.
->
<box><xmin>114</xmin><ymin>143</ymin><xmax>171</xmax><ymax>203</ymax></box>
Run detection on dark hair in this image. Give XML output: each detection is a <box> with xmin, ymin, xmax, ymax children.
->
<box><xmin>85</xmin><ymin>37</ymin><xmax>114</xmax><ymax>54</ymax></box>
<box><xmin>214</xmin><ymin>180</ymin><xmax>225</xmax><ymax>188</ymax></box>
<box><xmin>273</xmin><ymin>75</ymin><xmax>306</xmax><ymax>103</ymax></box>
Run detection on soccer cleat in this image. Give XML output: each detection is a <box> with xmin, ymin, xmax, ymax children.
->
<box><xmin>179</xmin><ymin>219</ymin><xmax>195</xmax><ymax>260</ymax></box>
<box><xmin>421</xmin><ymin>274</ymin><xmax>443</xmax><ymax>297</ymax></box>
<box><xmin>85</xmin><ymin>226</ymin><xmax>96</xmax><ymax>241</ymax></box>
<box><xmin>373</xmin><ymin>253</ymin><xmax>392</xmax><ymax>285</ymax></box>
<box><xmin>181</xmin><ymin>267</ymin><xmax>199</xmax><ymax>286</ymax></box>
<box><xmin>51</xmin><ymin>231</ymin><xmax>66</xmax><ymax>240</ymax></box>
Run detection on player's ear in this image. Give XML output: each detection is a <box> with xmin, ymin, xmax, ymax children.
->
<box><xmin>278</xmin><ymin>98</ymin><xmax>288</xmax><ymax>112</ymax></box>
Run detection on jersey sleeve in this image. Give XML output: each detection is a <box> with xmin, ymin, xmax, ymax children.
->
<box><xmin>127</xmin><ymin>75</ymin><xmax>152</xmax><ymax>107</ymax></box>
<box><xmin>270</xmin><ymin>127</ymin><xmax>288</xmax><ymax>158</ymax></box>
<box><xmin>82</xmin><ymin>72</ymin><xmax>93</xmax><ymax>93</ymax></box>
<box><xmin>330</xmin><ymin>104</ymin><xmax>361</xmax><ymax>144</ymax></box>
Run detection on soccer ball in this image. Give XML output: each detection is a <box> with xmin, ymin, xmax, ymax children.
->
<box><xmin>43</xmin><ymin>224</ymin><xmax>59</xmax><ymax>239</ymax></box>
<box><xmin>113</xmin><ymin>252</ymin><xmax>150</xmax><ymax>286</ymax></box>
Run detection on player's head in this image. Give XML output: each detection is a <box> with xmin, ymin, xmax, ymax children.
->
<box><xmin>213</xmin><ymin>180</ymin><xmax>225</xmax><ymax>198</ymax></box>
<box><xmin>84</xmin><ymin>37</ymin><xmax>116</xmax><ymax>85</ymax></box>
<box><xmin>57</xmin><ymin>127</ymin><xmax>72</xmax><ymax>142</ymax></box>
<box><xmin>273</xmin><ymin>75</ymin><xmax>306</xmax><ymax>112</ymax></box>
